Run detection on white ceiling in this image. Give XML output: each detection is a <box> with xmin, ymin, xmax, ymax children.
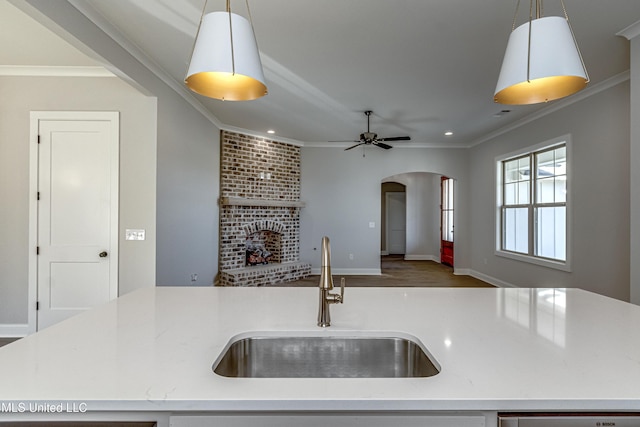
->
<box><xmin>4</xmin><ymin>0</ymin><xmax>640</xmax><ymax>147</ymax></box>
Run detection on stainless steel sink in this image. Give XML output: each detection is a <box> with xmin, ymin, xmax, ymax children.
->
<box><xmin>213</xmin><ymin>333</ymin><xmax>440</xmax><ymax>378</ymax></box>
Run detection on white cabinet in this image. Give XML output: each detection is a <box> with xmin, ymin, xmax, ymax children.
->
<box><xmin>170</xmin><ymin>413</ymin><xmax>487</xmax><ymax>427</ymax></box>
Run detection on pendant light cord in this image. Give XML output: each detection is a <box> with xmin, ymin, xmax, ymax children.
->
<box><xmin>227</xmin><ymin>0</ymin><xmax>236</xmax><ymax>77</ymax></box>
<box><xmin>185</xmin><ymin>0</ymin><xmax>209</xmax><ymax>82</ymax></box>
<box><xmin>561</xmin><ymin>0</ymin><xmax>590</xmax><ymax>83</ymax></box>
<box><xmin>510</xmin><ymin>0</ymin><xmax>521</xmax><ymax>31</ymax></box>
<box><xmin>245</xmin><ymin>0</ymin><xmax>262</xmax><ymax>57</ymax></box>
<box><xmin>526</xmin><ymin>0</ymin><xmax>534</xmax><ymax>83</ymax></box>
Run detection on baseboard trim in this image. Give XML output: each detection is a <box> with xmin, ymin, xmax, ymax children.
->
<box><xmin>311</xmin><ymin>268</ymin><xmax>382</xmax><ymax>276</ymax></box>
<box><xmin>404</xmin><ymin>254</ymin><xmax>438</xmax><ymax>261</ymax></box>
<box><xmin>0</xmin><ymin>324</ymin><xmax>29</xmax><ymax>337</ymax></box>
<box><xmin>380</xmin><ymin>250</ymin><xmax>389</xmax><ymax>256</ymax></box>
<box><xmin>467</xmin><ymin>270</ymin><xmax>516</xmax><ymax>288</ymax></box>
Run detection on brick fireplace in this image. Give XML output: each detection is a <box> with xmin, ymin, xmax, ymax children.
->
<box><xmin>217</xmin><ymin>131</ymin><xmax>311</xmax><ymax>286</ymax></box>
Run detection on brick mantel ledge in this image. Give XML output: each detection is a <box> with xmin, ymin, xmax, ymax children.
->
<box><xmin>220</xmin><ymin>196</ymin><xmax>306</xmax><ymax>208</ymax></box>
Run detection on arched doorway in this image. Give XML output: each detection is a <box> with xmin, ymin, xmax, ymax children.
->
<box><xmin>381</xmin><ymin>172</ymin><xmax>455</xmax><ymax>265</ymax></box>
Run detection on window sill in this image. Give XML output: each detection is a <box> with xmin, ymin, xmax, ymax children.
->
<box><xmin>495</xmin><ymin>250</ymin><xmax>571</xmax><ymax>272</ymax></box>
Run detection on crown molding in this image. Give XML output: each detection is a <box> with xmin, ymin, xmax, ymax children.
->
<box><xmin>0</xmin><ymin>65</ymin><xmax>114</xmax><ymax>77</ymax></box>
<box><xmin>469</xmin><ymin>70</ymin><xmax>631</xmax><ymax>147</ymax></box>
<box><xmin>617</xmin><ymin>20</ymin><xmax>640</xmax><ymax>40</ymax></box>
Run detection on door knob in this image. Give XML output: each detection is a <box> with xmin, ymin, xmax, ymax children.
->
<box><xmin>99</xmin><ymin>251</ymin><xmax>108</xmax><ymax>258</ymax></box>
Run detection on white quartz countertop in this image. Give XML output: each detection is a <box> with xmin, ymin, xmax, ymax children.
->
<box><xmin>1</xmin><ymin>286</ymin><xmax>640</xmax><ymax>413</ymax></box>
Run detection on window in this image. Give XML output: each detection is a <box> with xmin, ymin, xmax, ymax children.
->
<box><xmin>497</xmin><ymin>138</ymin><xmax>569</xmax><ymax>270</ymax></box>
<box><xmin>441</xmin><ymin>177</ymin><xmax>454</xmax><ymax>243</ymax></box>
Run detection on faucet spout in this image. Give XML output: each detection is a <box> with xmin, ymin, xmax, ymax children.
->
<box><xmin>317</xmin><ymin>236</ymin><xmax>344</xmax><ymax>327</ymax></box>
<box><xmin>319</xmin><ymin>236</ymin><xmax>333</xmax><ymax>290</ymax></box>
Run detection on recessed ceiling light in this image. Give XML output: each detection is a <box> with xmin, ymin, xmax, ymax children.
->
<box><xmin>267</xmin><ymin>129</ymin><xmax>275</xmax><ymax>134</ymax></box>
<box><xmin>444</xmin><ymin>131</ymin><xmax>453</xmax><ymax>136</ymax></box>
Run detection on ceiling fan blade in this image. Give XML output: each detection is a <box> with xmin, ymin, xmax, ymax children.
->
<box><xmin>378</xmin><ymin>136</ymin><xmax>411</xmax><ymax>142</ymax></box>
<box><xmin>329</xmin><ymin>139</ymin><xmax>360</xmax><ymax>143</ymax></box>
<box><xmin>345</xmin><ymin>142</ymin><xmax>366</xmax><ymax>151</ymax></box>
<box><xmin>373</xmin><ymin>141</ymin><xmax>393</xmax><ymax>150</ymax></box>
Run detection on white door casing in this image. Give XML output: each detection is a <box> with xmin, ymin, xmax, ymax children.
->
<box><xmin>29</xmin><ymin>112</ymin><xmax>119</xmax><ymax>332</ymax></box>
<box><xmin>386</xmin><ymin>192</ymin><xmax>406</xmax><ymax>255</ymax></box>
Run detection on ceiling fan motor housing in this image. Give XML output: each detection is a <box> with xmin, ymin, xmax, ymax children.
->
<box><xmin>342</xmin><ymin>111</ymin><xmax>410</xmax><ymax>151</ymax></box>
<box><xmin>360</xmin><ymin>132</ymin><xmax>377</xmax><ymax>142</ymax></box>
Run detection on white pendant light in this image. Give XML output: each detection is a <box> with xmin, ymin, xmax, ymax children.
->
<box><xmin>494</xmin><ymin>0</ymin><xmax>589</xmax><ymax>105</ymax></box>
<box><xmin>185</xmin><ymin>0</ymin><xmax>267</xmax><ymax>101</ymax></box>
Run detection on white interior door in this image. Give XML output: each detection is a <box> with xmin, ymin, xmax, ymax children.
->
<box><xmin>386</xmin><ymin>192</ymin><xmax>406</xmax><ymax>255</ymax></box>
<box><xmin>34</xmin><ymin>112</ymin><xmax>119</xmax><ymax>330</ymax></box>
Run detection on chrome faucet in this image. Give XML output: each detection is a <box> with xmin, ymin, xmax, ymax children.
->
<box><xmin>317</xmin><ymin>236</ymin><xmax>344</xmax><ymax>327</ymax></box>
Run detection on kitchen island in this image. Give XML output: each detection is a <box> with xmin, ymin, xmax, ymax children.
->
<box><xmin>0</xmin><ymin>286</ymin><xmax>639</xmax><ymax>426</ymax></box>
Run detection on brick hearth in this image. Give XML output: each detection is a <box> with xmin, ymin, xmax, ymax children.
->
<box><xmin>217</xmin><ymin>131</ymin><xmax>311</xmax><ymax>286</ymax></box>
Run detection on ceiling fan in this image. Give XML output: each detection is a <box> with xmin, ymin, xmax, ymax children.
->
<box><xmin>337</xmin><ymin>111</ymin><xmax>411</xmax><ymax>151</ymax></box>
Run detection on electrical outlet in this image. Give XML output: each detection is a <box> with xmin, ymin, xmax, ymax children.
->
<box><xmin>349</xmin><ymin>253</ymin><xmax>354</xmax><ymax>260</ymax></box>
<box><xmin>190</xmin><ymin>273</ymin><xmax>198</xmax><ymax>282</ymax></box>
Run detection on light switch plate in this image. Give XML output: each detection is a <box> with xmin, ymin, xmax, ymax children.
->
<box><xmin>369</xmin><ymin>222</ymin><xmax>376</xmax><ymax>228</ymax></box>
<box><xmin>125</xmin><ymin>229</ymin><xmax>146</xmax><ymax>241</ymax></box>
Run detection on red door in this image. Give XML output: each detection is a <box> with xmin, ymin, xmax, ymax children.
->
<box><xmin>441</xmin><ymin>176</ymin><xmax>454</xmax><ymax>267</ymax></box>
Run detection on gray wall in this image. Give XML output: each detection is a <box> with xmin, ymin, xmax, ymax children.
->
<box><xmin>469</xmin><ymin>81</ymin><xmax>631</xmax><ymax>301</ymax></box>
<box><xmin>154</xmin><ymin>97</ymin><xmax>219</xmax><ymax>287</ymax></box>
<box><xmin>0</xmin><ymin>75</ymin><xmax>157</xmax><ymax>327</ymax></box>
<box><xmin>300</xmin><ymin>146</ymin><xmax>470</xmax><ymax>273</ymax></box>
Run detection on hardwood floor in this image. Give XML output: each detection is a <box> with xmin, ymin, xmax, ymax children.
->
<box><xmin>279</xmin><ymin>255</ymin><xmax>493</xmax><ymax>288</ymax></box>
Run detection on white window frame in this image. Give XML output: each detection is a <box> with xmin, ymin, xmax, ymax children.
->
<box><xmin>495</xmin><ymin>135</ymin><xmax>572</xmax><ymax>272</ymax></box>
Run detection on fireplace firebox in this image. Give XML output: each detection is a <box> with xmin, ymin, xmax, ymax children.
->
<box><xmin>245</xmin><ymin>230</ymin><xmax>281</xmax><ymax>266</ymax></box>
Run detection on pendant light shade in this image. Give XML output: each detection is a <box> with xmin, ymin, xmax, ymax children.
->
<box><xmin>494</xmin><ymin>14</ymin><xmax>588</xmax><ymax>105</ymax></box>
<box><xmin>186</xmin><ymin>10</ymin><xmax>267</xmax><ymax>101</ymax></box>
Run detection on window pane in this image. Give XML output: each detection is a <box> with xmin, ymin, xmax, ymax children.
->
<box><xmin>536</xmin><ymin>145</ymin><xmax>567</xmax><ymax>204</ymax></box>
<box><xmin>504</xmin><ymin>159</ymin><xmax>520</xmax><ymax>183</ymax></box>
<box><xmin>555</xmin><ymin>176</ymin><xmax>567</xmax><ymax>203</ymax></box>
<box><xmin>442</xmin><ymin>210</ymin><xmax>454</xmax><ymax>242</ymax></box>
<box><xmin>555</xmin><ymin>146</ymin><xmax>567</xmax><ymax>175</ymax></box>
<box><xmin>504</xmin><ymin>157</ymin><xmax>530</xmax><ymax>205</ymax></box>
<box><xmin>536</xmin><ymin>150</ymin><xmax>555</xmax><ymax>178</ymax></box>
<box><xmin>552</xmin><ymin>146</ymin><xmax>567</xmax><ymax>203</ymax></box>
<box><xmin>518</xmin><ymin>157</ymin><xmax>530</xmax><ymax>179</ymax></box>
<box><xmin>442</xmin><ymin>178</ymin><xmax>454</xmax><ymax>210</ymax></box>
<box><xmin>535</xmin><ymin>206</ymin><xmax>566</xmax><ymax>261</ymax></box>
<box><xmin>518</xmin><ymin>181</ymin><xmax>529</xmax><ymax>204</ymax></box>
<box><xmin>504</xmin><ymin>182</ymin><xmax>517</xmax><ymax>205</ymax></box>
<box><xmin>503</xmin><ymin>207</ymin><xmax>528</xmax><ymax>254</ymax></box>
<box><xmin>537</xmin><ymin>177</ymin><xmax>556</xmax><ymax>203</ymax></box>
<box><xmin>504</xmin><ymin>157</ymin><xmax>530</xmax><ymax>181</ymax></box>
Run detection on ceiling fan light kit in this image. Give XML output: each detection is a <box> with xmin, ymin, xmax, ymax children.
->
<box><xmin>494</xmin><ymin>0</ymin><xmax>589</xmax><ymax>105</ymax></box>
<box><xmin>185</xmin><ymin>0</ymin><xmax>267</xmax><ymax>101</ymax></box>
